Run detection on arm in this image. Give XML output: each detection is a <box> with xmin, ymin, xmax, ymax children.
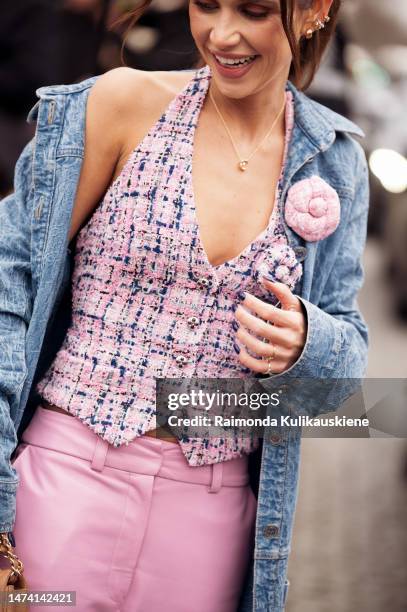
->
<box><xmin>0</xmin><ymin>140</ymin><xmax>34</xmax><ymax>532</ymax></box>
<box><xmin>255</xmin><ymin>141</ymin><xmax>370</xmax><ymax>416</ymax></box>
<box><xmin>67</xmin><ymin>66</ymin><xmax>166</xmax><ymax>243</ymax></box>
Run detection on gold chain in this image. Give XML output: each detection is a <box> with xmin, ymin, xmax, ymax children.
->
<box><xmin>209</xmin><ymin>88</ymin><xmax>286</xmax><ymax>172</ymax></box>
<box><xmin>0</xmin><ymin>533</ymin><xmax>24</xmax><ymax>582</ymax></box>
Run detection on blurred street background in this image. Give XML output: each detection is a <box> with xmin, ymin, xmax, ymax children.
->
<box><xmin>286</xmin><ymin>236</ymin><xmax>407</xmax><ymax>612</ymax></box>
<box><xmin>1</xmin><ymin>1</ymin><xmax>406</xmax><ymax>610</ymax></box>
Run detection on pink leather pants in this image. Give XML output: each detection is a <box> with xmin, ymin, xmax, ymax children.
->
<box><xmin>8</xmin><ymin>406</ymin><xmax>257</xmax><ymax>611</ymax></box>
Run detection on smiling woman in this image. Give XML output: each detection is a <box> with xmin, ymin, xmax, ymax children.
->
<box><xmin>1</xmin><ymin>0</ymin><xmax>370</xmax><ymax>611</ymax></box>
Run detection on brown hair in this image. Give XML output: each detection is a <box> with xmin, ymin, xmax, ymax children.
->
<box><xmin>113</xmin><ymin>0</ymin><xmax>341</xmax><ymax>91</ymax></box>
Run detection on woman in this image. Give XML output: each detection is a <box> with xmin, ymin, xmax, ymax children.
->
<box><xmin>0</xmin><ymin>0</ymin><xmax>369</xmax><ymax>610</ymax></box>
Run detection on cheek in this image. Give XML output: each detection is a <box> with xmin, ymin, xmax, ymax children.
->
<box><xmin>255</xmin><ymin>22</ymin><xmax>292</xmax><ymax>62</ymax></box>
<box><xmin>189</xmin><ymin>4</ymin><xmax>209</xmax><ymax>38</ymax></box>
<box><xmin>189</xmin><ymin>8</ymin><xmax>209</xmax><ymax>47</ymax></box>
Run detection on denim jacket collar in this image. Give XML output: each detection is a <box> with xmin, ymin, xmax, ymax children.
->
<box><xmin>285</xmin><ymin>80</ymin><xmax>364</xmax><ymax>148</ymax></box>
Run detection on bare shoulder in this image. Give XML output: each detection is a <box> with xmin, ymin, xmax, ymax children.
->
<box><xmin>88</xmin><ymin>66</ymin><xmax>195</xmax><ymax>183</ymax></box>
<box><xmin>68</xmin><ymin>67</ymin><xmax>195</xmax><ymax>243</ymax></box>
<box><xmin>120</xmin><ymin>68</ymin><xmax>195</xmax><ymax>145</ymax></box>
<box><xmin>87</xmin><ymin>66</ymin><xmax>194</xmax><ymax>134</ymax></box>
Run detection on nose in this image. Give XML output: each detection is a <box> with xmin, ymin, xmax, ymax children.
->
<box><xmin>209</xmin><ymin>16</ymin><xmax>241</xmax><ymax>49</ymax></box>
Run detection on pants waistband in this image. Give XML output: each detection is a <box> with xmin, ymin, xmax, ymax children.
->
<box><xmin>21</xmin><ymin>406</ymin><xmax>250</xmax><ymax>493</ymax></box>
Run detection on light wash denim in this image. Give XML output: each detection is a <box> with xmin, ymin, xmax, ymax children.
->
<box><xmin>0</xmin><ymin>70</ymin><xmax>369</xmax><ymax>610</ymax></box>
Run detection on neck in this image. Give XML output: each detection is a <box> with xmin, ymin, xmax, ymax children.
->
<box><xmin>207</xmin><ymin>77</ymin><xmax>288</xmax><ymax>145</ymax></box>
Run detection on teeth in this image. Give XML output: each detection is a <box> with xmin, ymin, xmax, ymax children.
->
<box><xmin>215</xmin><ymin>54</ymin><xmax>257</xmax><ymax>67</ymax></box>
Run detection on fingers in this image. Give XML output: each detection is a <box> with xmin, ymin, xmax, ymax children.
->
<box><xmin>260</xmin><ymin>278</ymin><xmax>302</xmax><ymax>312</ymax></box>
<box><xmin>238</xmin><ymin>291</ymin><xmax>301</xmax><ymax>327</ymax></box>
<box><xmin>235</xmin><ymin>324</ymin><xmax>292</xmax><ymax>360</ymax></box>
<box><xmin>235</xmin><ymin>303</ymin><xmax>296</xmax><ymax>349</ymax></box>
<box><xmin>235</xmin><ymin>344</ymin><xmax>285</xmax><ymax>375</ymax></box>
<box><xmin>232</xmin><ymin>285</ymin><xmax>305</xmax><ymax>375</ymax></box>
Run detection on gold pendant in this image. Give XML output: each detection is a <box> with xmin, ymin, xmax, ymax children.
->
<box><xmin>239</xmin><ymin>160</ymin><xmax>248</xmax><ymax>172</ymax></box>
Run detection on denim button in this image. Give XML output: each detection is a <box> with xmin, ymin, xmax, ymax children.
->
<box><xmin>269</xmin><ymin>433</ymin><xmax>282</xmax><ymax>445</ymax></box>
<box><xmin>47</xmin><ymin>100</ymin><xmax>56</xmax><ymax>125</ymax></box>
<box><xmin>283</xmin><ymin>579</ymin><xmax>290</xmax><ymax>605</ymax></box>
<box><xmin>294</xmin><ymin>246</ymin><xmax>307</xmax><ymax>262</ymax></box>
<box><xmin>263</xmin><ymin>524</ymin><xmax>280</xmax><ymax>538</ymax></box>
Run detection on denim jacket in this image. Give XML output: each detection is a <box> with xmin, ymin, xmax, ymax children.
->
<box><xmin>0</xmin><ymin>70</ymin><xmax>369</xmax><ymax>611</ymax></box>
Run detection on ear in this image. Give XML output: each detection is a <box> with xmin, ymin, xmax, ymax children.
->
<box><xmin>301</xmin><ymin>0</ymin><xmax>334</xmax><ymax>31</ymax></box>
<box><xmin>319</xmin><ymin>0</ymin><xmax>334</xmax><ymax>19</ymax></box>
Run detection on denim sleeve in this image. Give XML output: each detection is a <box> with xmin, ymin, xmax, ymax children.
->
<box><xmin>256</xmin><ymin>142</ymin><xmax>370</xmax><ymax>415</ymax></box>
<box><xmin>0</xmin><ymin>139</ymin><xmax>34</xmax><ymax>532</ymax></box>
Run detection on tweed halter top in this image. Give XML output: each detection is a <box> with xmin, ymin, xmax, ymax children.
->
<box><xmin>36</xmin><ymin>65</ymin><xmax>302</xmax><ymax>466</ymax></box>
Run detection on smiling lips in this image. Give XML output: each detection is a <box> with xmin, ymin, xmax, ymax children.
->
<box><xmin>214</xmin><ymin>53</ymin><xmax>258</xmax><ymax>66</ymax></box>
<box><xmin>211</xmin><ymin>52</ymin><xmax>259</xmax><ymax>77</ymax></box>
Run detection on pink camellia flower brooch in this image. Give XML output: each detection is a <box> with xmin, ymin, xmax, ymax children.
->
<box><xmin>284</xmin><ymin>176</ymin><xmax>341</xmax><ymax>242</ymax></box>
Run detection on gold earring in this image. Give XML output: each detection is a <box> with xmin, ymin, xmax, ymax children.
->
<box><xmin>305</xmin><ymin>14</ymin><xmax>329</xmax><ymax>38</ymax></box>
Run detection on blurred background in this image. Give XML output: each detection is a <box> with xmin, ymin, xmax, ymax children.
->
<box><xmin>1</xmin><ymin>1</ymin><xmax>406</xmax><ymax>610</ymax></box>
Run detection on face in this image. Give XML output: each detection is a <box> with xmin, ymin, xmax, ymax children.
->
<box><xmin>189</xmin><ymin>0</ymin><xmax>309</xmax><ymax>99</ymax></box>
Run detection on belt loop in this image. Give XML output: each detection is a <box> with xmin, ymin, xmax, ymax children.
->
<box><xmin>208</xmin><ymin>462</ymin><xmax>223</xmax><ymax>493</ymax></box>
<box><xmin>90</xmin><ymin>436</ymin><xmax>109</xmax><ymax>472</ymax></box>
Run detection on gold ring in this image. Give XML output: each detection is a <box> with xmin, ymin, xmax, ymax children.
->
<box><xmin>263</xmin><ymin>344</ymin><xmax>276</xmax><ymax>374</ymax></box>
<box><xmin>268</xmin><ymin>344</ymin><xmax>276</xmax><ymax>361</ymax></box>
<box><xmin>265</xmin><ymin>358</ymin><xmax>274</xmax><ymax>375</ymax></box>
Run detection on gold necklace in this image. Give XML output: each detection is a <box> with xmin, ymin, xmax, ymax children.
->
<box><xmin>209</xmin><ymin>88</ymin><xmax>286</xmax><ymax>172</ymax></box>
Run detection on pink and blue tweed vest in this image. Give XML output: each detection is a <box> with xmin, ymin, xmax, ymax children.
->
<box><xmin>36</xmin><ymin>65</ymin><xmax>302</xmax><ymax>466</ymax></box>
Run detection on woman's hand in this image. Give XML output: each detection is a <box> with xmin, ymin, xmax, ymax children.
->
<box><xmin>233</xmin><ymin>278</ymin><xmax>307</xmax><ymax>375</ymax></box>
